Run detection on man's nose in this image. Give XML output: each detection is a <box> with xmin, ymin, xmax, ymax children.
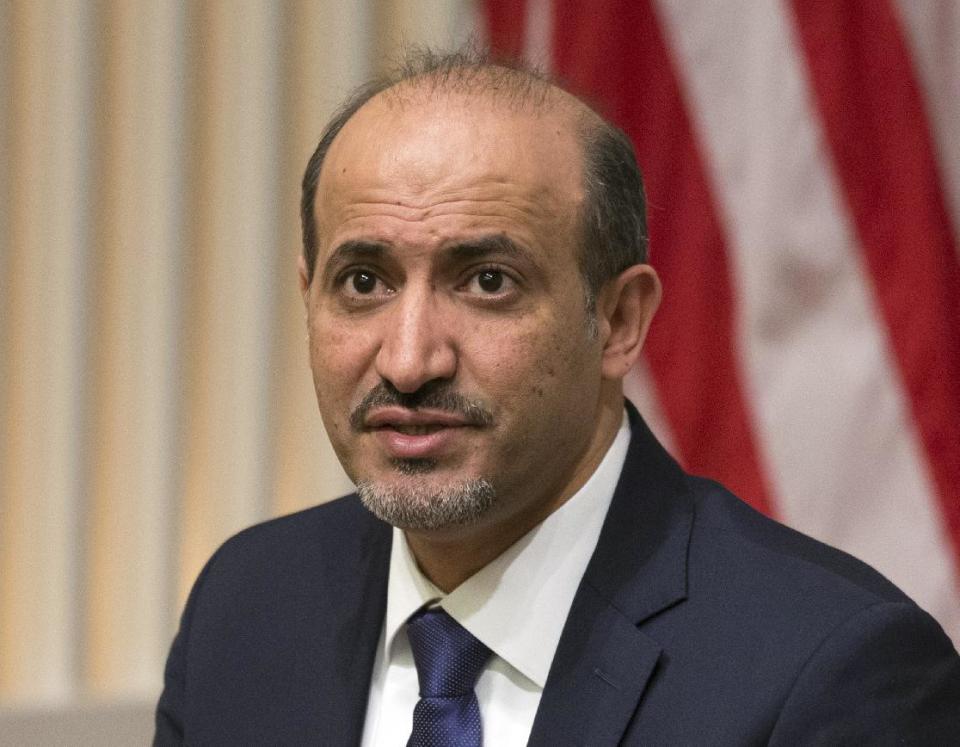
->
<box><xmin>374</xmin><ymin>289</ymin><xmax>457</xmax><ymax>393</ymax></box>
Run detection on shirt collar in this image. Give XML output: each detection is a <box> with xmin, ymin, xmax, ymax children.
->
<box><xmin>382</xmin><ymin>412</ymin><xmax>631</xmax><ymax>688</ymax></box>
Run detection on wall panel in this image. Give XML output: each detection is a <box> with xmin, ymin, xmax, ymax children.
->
<box><xmin>176</xmin><ymin>0</ymin><xmax>285</xmax><ymax>602</ymax></box>
<box><xmin>83</xmin><ymin>0</ymin><xmax>185</xmax><ymax>698</ymax></box>
<box><xmin>0</xmin><ymin>0</ymin><xmax>92</xmax><ymax>703</ymax></box>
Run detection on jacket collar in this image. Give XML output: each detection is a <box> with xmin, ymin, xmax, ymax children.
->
<box><xmin>528</xmin><ymin>401</ymin><xmax>693</xmax><ymax>745</ymax></box>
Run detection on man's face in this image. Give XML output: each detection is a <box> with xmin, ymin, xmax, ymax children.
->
<box><xmin>301</xmin><ymin>90</ymin><xmax>614</xmax><ymax>538</ymax></box>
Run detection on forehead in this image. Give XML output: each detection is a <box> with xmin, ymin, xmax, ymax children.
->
<box><xmin>313</xmin><ymin>87</ymin><xmax>586</xmax><ymax>252</ymax></box>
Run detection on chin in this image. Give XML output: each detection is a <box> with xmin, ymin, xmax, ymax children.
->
<box><xmin>355</xmin><ymin>474</ymin><xmax>497</xmax><ymax>530</ymax></box>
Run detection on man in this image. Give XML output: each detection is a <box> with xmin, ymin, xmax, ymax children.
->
<box><xmin>155</xmin><ymin>51</ymin><xmax>960</xmax><ymax>745</ymax></box>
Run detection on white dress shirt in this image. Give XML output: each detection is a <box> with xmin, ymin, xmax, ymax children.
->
<box><xmin>360</xmin><ymin>412</ymin><xmax>631</xmax><ymax>746</ymax></box>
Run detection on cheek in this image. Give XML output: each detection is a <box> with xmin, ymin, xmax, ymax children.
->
<box><xmin>467</xmin><ymin>324</ymin><xmax>539</xmax><ymax>380</ymax></box>
<box><xmin>527</xmin><ymin>322</ymin><xmax>601</xmax><ymax>408</ymax></box>
<box><xmin>311</xmin><ymin>320</ymin><xmax>365</xmax><ymax>374</ymax></box>
<box><xmin>308</xmin><ymin>321</ymin><xmax>378</xmax><ymax>422</ymax></box>
<box><xmin>467</xmin><ymin>317</ymin><xmax>587</xmax><ymax>404</ymax></box>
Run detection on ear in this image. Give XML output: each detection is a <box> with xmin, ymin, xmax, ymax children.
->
<box><xmin>297</xmin><ymin>253</ymin><xmax>311</xmax><ymax>304</ymax></box>
<box><xmin>597</xmin><ymin>264</ymin><xmax>661</xmax><ymax>380</ymax></box>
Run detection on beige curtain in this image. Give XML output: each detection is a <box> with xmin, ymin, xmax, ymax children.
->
<box><xmin>0</xmin><ymin>0</ymin><xmax>477</xmax><ymax>727</ymax></box>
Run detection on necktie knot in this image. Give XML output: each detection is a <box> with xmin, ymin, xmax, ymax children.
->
<box><xmin>406</xmin><ymin>607</ymin><xmax>491</xmax><ymax>697</ymax></box>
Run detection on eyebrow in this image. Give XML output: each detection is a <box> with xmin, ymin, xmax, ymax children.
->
<box><xmin>444</xmin><ymin>234</ymin><xmax>531</xmax><ymax>263</ymax></box>
<box><xmin>320</xmin><ymin>240</ymin><xmax>388</xmax><ymax>284</ymax></box>
<box><xmin>325</xmin><ymin>240</ymin><xmax>389</xmax><ymax>265</ymax></box>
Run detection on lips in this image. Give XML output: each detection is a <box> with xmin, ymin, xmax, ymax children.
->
<box><xmin>364</xmin><ymin>407</ymin><xmax>478</xmax><ymax>459</ymax></box>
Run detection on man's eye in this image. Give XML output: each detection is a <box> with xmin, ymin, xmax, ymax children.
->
<box><xmin>465</xmin><ymin>269</ymin><xmax>516</xmax><ymax>295</ymax></box>
<box><xmin>339</xmin><ymin>270</ymin><xmax>389</xmax><ymax>299</ymax></box>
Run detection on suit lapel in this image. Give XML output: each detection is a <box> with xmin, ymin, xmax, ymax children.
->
<box><xmin>527</xmin><ymin>584</ymin><xmax>664</xmax><ymax>747</ymax></box>
<box><xmin>314</xmin><ymin>506</ymin><xmax>393</xmax><ymax>744</ymax></box>
<box><xmin>529</xmin><ymin>404</ymin><xmax>693</xmax><ymax>746</ymax></box>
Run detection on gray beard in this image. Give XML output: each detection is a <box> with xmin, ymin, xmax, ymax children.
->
<box><xmin>356</xmin><ymin>473</ymin><xmax>496</xmax><ymax>530</ymax></box>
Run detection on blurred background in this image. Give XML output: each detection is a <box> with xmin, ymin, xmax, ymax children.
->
<box><xmin>1</xmin><ymin>1</ymin><xmax>957</xmax><ymax>743</ymax></box>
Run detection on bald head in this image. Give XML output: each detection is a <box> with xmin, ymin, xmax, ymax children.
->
<box><xmin>300</xmin><ymin>48</ymin><xmax>648</xmax><ymax>307</ymax></box>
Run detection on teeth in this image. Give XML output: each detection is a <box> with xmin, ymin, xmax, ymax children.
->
<box><xmin>394</xmin><ymin>425</ymin><xmax>442</xmax><ymax>435</ymax></box>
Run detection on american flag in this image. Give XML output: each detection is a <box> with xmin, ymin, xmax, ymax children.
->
<box><xmin>483</xmin><ymin>0</ymin><xmax>960</xmax><ymax>646</ymax></box>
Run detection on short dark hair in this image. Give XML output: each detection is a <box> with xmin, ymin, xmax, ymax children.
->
<box><xmin>300</xmin><ymin>48</ymin><xmax>648</xmax><ymax>309</ymax></box>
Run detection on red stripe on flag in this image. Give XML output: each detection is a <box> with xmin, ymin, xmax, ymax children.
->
<box><xmin>483</xmin><ymin>0</ymin><xmax>527</xmax><ymax>58</ymax></box>
<box><xmin>790</xmin><ymin>1</ymin><xmax>960</xmax><ymax>562</ymax></box>
<box><xmin>549</xmin><ymin>0</ymin><xmax>776</xmax><ymax>514</ymax></box>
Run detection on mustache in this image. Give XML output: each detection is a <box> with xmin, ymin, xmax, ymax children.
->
<box><xmin>350</xmin><ymin>381</ymin><xmax>494</xmax><ymax>431</ymax></box>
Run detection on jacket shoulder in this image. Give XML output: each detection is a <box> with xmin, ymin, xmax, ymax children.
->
<box><xmin>156</xmin><ymin>494</ymin><xmax>391</xmax><ymax>744</ymax></box>
<box><xmin>627</xmin><ymin>476</ymin><xmax>960</xmax><ymax>742</ymax></box>
<box><xmin>685</xmin><ymin>475</ymin><xmax>909</xmax><ymax>608</ymax></box>
<box><xmin>197</xmin><ymin>493</ymin><xmax>388</xmax><ymax>595</ymax></box>
<box><xmin>215</xmin><ymin>493</ymin><xmax>371</xmax><ymax>548</ymax></box>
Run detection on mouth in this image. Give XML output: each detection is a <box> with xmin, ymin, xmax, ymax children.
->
<box><xmin>384</xmin><ymin>424</ymin><xmax>450</xmax><ymax>436</ymax></box>
<box><xmin>363</xmin><ymin>405</ymin><xmax>477</xmax><ymax>430</ymax></box>
<box><xmin>363</xmin><ymin>407</ymin><xmax>481</xmax><ymax>459</ymax></box>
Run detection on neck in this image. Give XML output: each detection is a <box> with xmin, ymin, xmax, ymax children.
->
<box><xmin>404</xmin><ymin>395</ymin><xmax>624</xmax><ymax>592</ymax></box>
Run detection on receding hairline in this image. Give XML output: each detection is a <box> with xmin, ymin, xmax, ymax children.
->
<box><xmin>311</xmin><ymin>66</ymin><xmax>606</xmax><ymax>231</ymax></box>
<box><xmin>334</xmin><ymin>64</ymin><xmax>603</xmax><ymax>157</ymax></box>
<box><xmin>372</xmin><ymin>60</ymin><xmax>579</xmax><ymax>113</ymax></box>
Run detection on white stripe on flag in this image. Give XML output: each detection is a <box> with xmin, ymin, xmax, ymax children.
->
<box><xmin>892</xmin><ymin>0</ymin><xmax>960</xmax><ymax>255</ymax></box>
<box><xmin>654</xmin><ymin>0</ymin><xmax>960</xmax><ymax>643</ymax></box>
<box><xmin>523</xmin><ymin>0</ymin><xmax>553</xmax><ymax>70</ymax></box>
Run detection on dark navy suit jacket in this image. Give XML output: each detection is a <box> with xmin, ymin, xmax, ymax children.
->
<box><xmin>155</xmin><ymin>406</ymin><xmax>960</xmax><ymax>744</ymax></box>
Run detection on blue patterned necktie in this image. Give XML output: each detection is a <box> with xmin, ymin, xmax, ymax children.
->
<box><xmin>406</xmin><ymin>607</ymin><xmax>493</xmax><ymax>747</ymax></box>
